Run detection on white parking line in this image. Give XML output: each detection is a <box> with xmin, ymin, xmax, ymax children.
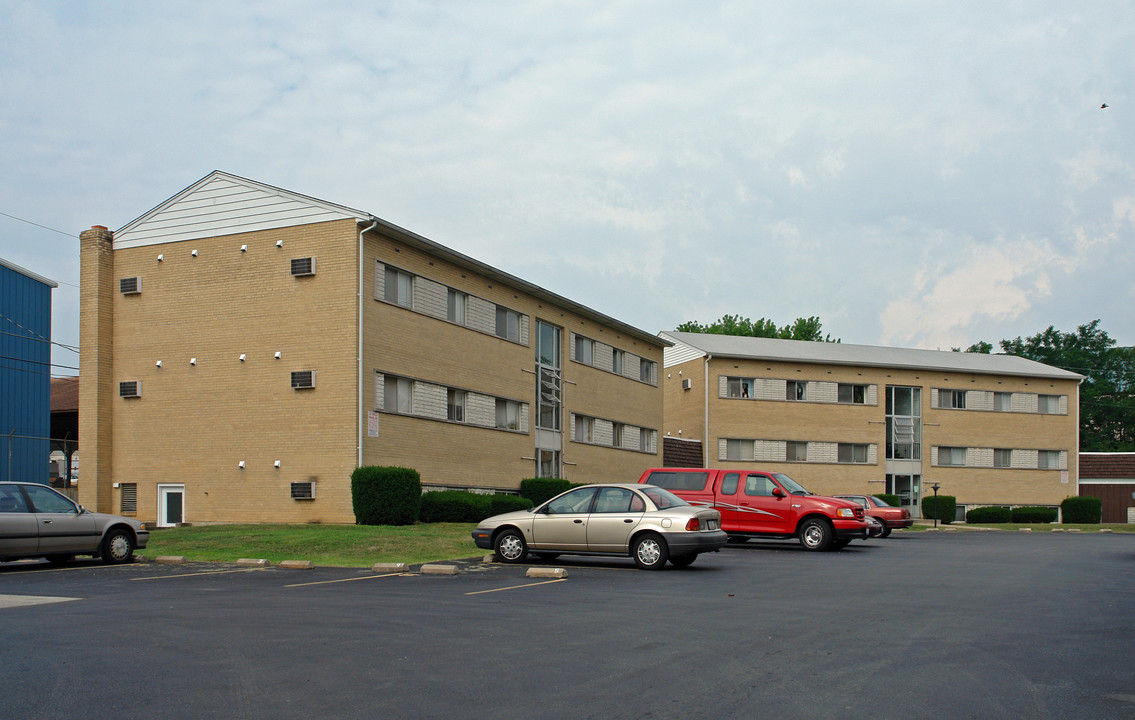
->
<box><xmin>130</xmin><ymin>567</ymin><xmax>266</xmax><ymax>581</ymax></box>
<box><xmin>465</xmin><ymin>578</ymin><xmax>567</xmax><ymax>596</ymax></box>
<box><xmin>0</xmin><ymin>594</ymin><xmax>80</xmax><ymax>609</ymax></box>
<box><xmin>285</xmin><ymin>572</ymin><xmax>406</xmax><ymax>588</ymax></box>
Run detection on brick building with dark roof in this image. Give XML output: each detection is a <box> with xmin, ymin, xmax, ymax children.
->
<box><xmin>1079</xmin><ymin>452</ymin><xmax>1135</xmax><ymax>523</ymax></box>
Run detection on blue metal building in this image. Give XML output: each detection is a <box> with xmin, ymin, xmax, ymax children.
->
<box><xmin>0</xmin><ymin>257</ymin><xmax>58</xmax><ymax>485</ymax></box>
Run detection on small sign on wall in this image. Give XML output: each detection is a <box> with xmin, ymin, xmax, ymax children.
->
<box><xmin>1061</xmin><ymin>471</ymin><xmax>1069</xmax><ymax>484</ymax></box>
<box><xmin>368</xmin><ymin>411</ymin><xmax>380</xmax><ymax>438</ymax></box>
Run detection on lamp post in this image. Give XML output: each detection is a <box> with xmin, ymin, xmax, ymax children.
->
<box><xmin>931</xmin><ymin>483</ymin><xmax>941</xmax><ymax>529</ymax></box>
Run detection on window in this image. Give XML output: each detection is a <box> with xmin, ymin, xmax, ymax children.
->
<box><xmin>612</xmin><ymin>349</ymin><xmax>624</xmax><ymax>375</ymax></box>
<box><xmin>594</xmin><ymin>487</ymin><xmax>637</xmax><ymax>513</ymax></box>
<box><xmin>575</xmin><ymin>335</ymin><xmax>594</xmax><ymax>365</ymax></box>
<box><xmin>994</xmin><ymin>392</ymin><xmax>1012</xmax><ymax>412</ymax></box>
<box><xmin>786</xmin><ymin>381</ymin><xmax>806</xmax><ymax>401</ymax></box>
<box><xmin>384</xmin><ymin>376</ymin><xmax>413</xmax><ymax>414</ymax></box>
<box><xmin>838</xmin><ymin>384</ymin><xmax>866</xmax><ymax>404</ymax></box>
<box><xmin>639</xmin><ymin>428</ymin><xmax>652</xmax><ymax>452</ymax></box>
<box><xmin>838</xmin><ymin>443</ymin><xmax>868</xmax><ymax>463</ymax></box>
<box><xmin>535</xmin><ymin>320</ymin><xmax>561</xmax><ymax>431</ymax></box>
<box><xmin>720</xmin><ymin>473</ymin><xmax>739</xmax><ymax>495</ymax></box>
<box><xmin>640</xmin><ymin>358</ymin><xmax>654</xmax><ymax>384</ymax></box>
<box><xmin>384</xmin><ymin>266</ymin><xmax>413</xmax><ymax>308</ymax></box>
<box><xmin>727</xmin><ymin>377</ymin><xmax>753</xmax><ymax>399</ymax></box>
<box><xmin>447</xmin><ymin>289</ymin><xmax>467</xmax><ymax>325</ymax></box>
<box><xmin>547</xmin><ymin>487</ymin><xmax>597</xmax><ymax>514</ymax></box>
<box><xmin>447</xmin><ymin>389</ymin><xmax>465</xmax><ymax>422</ymax></box>
<box><xmin>994</xmin><ymin>449</ymin><xmax>1013</xmax><ymax>468</ymax></box>
<box><xmin>939</xmin><ymin>446</ymin><xmax>966</xmax><ymax>466</ymax></box>
<box><xmin>537</xmin><ymin>449</ymin><xmax>560</xmax><ymax>478</ymax></box>
<box><xmin>613</xmin><ymin>423</ymin><xmax>624</xmax><ymax>447</ymax></box>
<box><xmin>940</xmin><ymin>390</ymin><xmax>966</xmax><ymax>409</ymax></box>
<box><xmin>496</xmin><ymin>306</ymin><xmax>520</xmax><ymax>342</ymax></box>
<box><xmin>744</xmin><ymin>474</ymin><xmax>777</xmax><ymax>496</ymax></box>
<box><xmin>1038</xmin><ymin>450</ymin><xmax>1060</xmax><ymax>469</ymax></box>
<box><xmin>495</xmin><ymin>398</ymin><xmax>520</xmax><ymax>430</ymax></box>
<box><xmin>886</xmin><ymin>386</ymin><xmax>921</xmax><ymax>460</ymax></box>
<box><xmin>574</xmin><ymin>415</ymin><xmax>594</xmax><ymax>443</ymax></box>
<box><xmin>1038</xmin><ymin>395</ymin><xmax>1059</xmax><ymax>414</ymax></box>
<box><xmin>726</xmin><ymin>439</ymin><xmax>753</xmax><ymax>461</ymax></box>
<box><xmin>786</xmin><ymin>441</ymin><xmax>807</xmax><ymax>461</ymax></box>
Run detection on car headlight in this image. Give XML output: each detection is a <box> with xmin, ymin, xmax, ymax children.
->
<box><xmin>836</xmin><ymin>507</ymin><xmax>855</xmax><ymax>518</ymax></box>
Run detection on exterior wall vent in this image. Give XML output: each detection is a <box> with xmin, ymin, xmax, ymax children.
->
<box><xmin>119</xmin><ymin>381</ymin><xmax>142</xmax><ymax>398</ymax></box>
<box><xmin>119</xmin><ymin>277</ymin><xmax>142</xmax><ymax>295</ymax></box>
<box><xmin>290</xmin><ymin>257</ymin><xmax>316</xmax><ymax>277</ymax></box>
<box><xmin>291</xmin><ymin>371</ymin><xmax>315</xmax><ymax>389</ymax></box>
<box><xmin>291</xmin><ymin>481</ymin><xmax>315</xmax><ymax>500</ymax></box>
<box><xmin>681</xmin><ymin>378</ymin><xmax>692</xmax><ymax>390</ymax></box>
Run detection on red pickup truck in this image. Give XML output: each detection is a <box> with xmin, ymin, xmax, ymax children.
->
<box><xmin>637</xmin><ymin>468</ymin><xmax>870</xmax><ymax>551</ymax></box>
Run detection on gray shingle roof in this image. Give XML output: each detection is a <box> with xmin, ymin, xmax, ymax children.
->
<box><xmin>660</xmin><ymin>331</ymin><xmax>1083</xmax><ymax>381</ymax></box>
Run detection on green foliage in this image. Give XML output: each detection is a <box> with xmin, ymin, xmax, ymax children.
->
<box><xmin>520</xmin><ymin>478</ymin><xmax>575</xmax><ymax>506</ymax></box>
<box><xmin>1061</xmin><ymin>496</ymin><xmax>1102</xmax><ymax>524</ymax></box>
<box><xmin>921</xmin><ymin>494</ymin><xmax>956</xmax><ymax>524</ymax></box>
<box><xmin>966</xmin><ymin>320</ymin><xmax>1134</xmax><ymax>451</ymax></box>
<box><xmin>954</xmin><ymin>341</ymin><xmax>993</xmax><ymax>353</ymax></box>
<box><xmin>351</xmin><ymin>466</ymin><xmax>421</xmax><ymax>526</ymax></box>
<box><xmin>675</xmin><ymin>314</ymin><xmax>839</xmax><ymax>342</ymax></box>
<box><xmin>874</xmin><ymin>493</ymin><xmax>901</xmax><ymax>507</ymax></box>
<box><xmin>418</xmin><ymin>491</ymin><xmax>533</xmax><ymax>523</ymax></box>
<box><xmin>966</xmin><ymin>506</ymin><xmax>1011</xmax><ymax>523</ymax></box>
<box><xmin>1011</xmin><ymin>506</ymin><xmax>1058</xmax><ymax>523</ymax></box>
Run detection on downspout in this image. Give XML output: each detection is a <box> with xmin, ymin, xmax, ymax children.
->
<box><xmin>703</xmin><ymin>355</ymin><xmax>711</xmax><ymax>468</ymax></box>
<box><xmin>358</xmin><ymin>217</ymin><xmax>379</xmax><ymax>468</ymax></box>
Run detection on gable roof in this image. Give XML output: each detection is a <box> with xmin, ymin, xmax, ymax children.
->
<box><xmin>660</xmin><ymin>331</ymin><xmax>1084</xmax><ymax>381</ymax></box>
<box><xmin>114</xmin><ymin>170</ymin><xmax>369</xmax><ymax>249</ymax></box>
<box><xmin>1079</xmin><ymin>453</ymin><xmax>1135</xmax><ymax>480</ymax></box>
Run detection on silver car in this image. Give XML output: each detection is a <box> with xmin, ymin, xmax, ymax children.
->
<box><xmin>472</xmin><ymin>483</ymin><xmax>727</xmax><ymax>569</ymax></box>
<box><xmin>0</xmin><ymin>482</ymin><xmax>149</xmax><ymax>565</ymax></box>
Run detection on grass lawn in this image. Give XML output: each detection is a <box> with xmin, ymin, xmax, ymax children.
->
<box><xmin>142</xmin><ymin>523</ymin><xmax>481</xmax><ymax>567</ymax></box>
<box><xmin>903</xmin><ymin>522</ymin><xmax>1135</xmax><ymax>533</ymax></box>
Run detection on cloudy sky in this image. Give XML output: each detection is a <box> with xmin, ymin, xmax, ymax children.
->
<box><xmin>2</xmin><ymin>1</ymin><xmax>1132</xmax><ymax>377</ymax></box>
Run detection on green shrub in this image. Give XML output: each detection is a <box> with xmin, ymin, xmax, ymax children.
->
<box><xmin>419</xmin><ymin>491</ymin><xmax>491</xmax><ymax>523</ymax></box>
<box><xmin>520</xmin><ymin>478</ymin><xmax>574</xmax><ymax>506</ymax></box>
<box><xmin>1061</xmin><ymin>496</ymin><xmax>1102</xmax><ymax>524</ymax></box>
<box><xmin>874</xmin><ymin>494</ymin><xmax>901</xmax><ymax>508</ymax></box>
<box><xmin>966</xmin><ymin>506</ymin><xmax>1011</xmax><ymax>523</ymax></box>
<box><xmin>489</xmin><ymin>494</ymin><xmax>534</xmax><ymax>516</ymax></box>
<box><xmin>351</xmin><ymin>466</ymin><xmax>421</xmax><ymax>526</ymax></box>
<box><xmin>921</xmin><ymin>494</ymin><xmax>956</xmax><ymax>524</ymax></box>
<box><xmin>1011</xmin><ymin>506</ymin><xmax>1058</xmax><ymax>524</ymax></box>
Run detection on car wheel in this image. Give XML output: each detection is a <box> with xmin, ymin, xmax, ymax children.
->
<box><xmin>798</xmin><ymin>518</ymin><xmax>833</xmax><ymax>551</ymax></box>
<box><xmin>46</xmin><ymin>554</ymin><xmax>75</xmax><ymax>566</ymax></box>
<box><xmin>632</xmin><ymin>533</ymin><xmax>669</xmax><ymax>570</ymax></box>
<box><xmin>101</xmin><ymin>528</ymin><xmax>135</xmax><ymax>565</ymax></box>
<box><xmin>879</xmin><ymin>523</ymin><xmax>892</xmax><ymax>538</ymax></box>
<box><xmin>669</xmin><ymin>553</ymin><xmax>696</xmax><ymax>568</ymax></box>
<box><xmin>829</xmin><ymin>539</ymin><xmax>851</xmax><ymax>550</ymax></box>
<box><xmin>493</xmin><ymin>529</ymin><xmax>528</xmax><ymax>563</ymax></box>
<box><xmin>532</xmin><ymin>552</ymin><xmax>560</xmax><ymax>561</ymax></box>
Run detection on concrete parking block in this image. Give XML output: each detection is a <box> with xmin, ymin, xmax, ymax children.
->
<box><xmin>526</xmin><ymin>567</ymin><xmax>567</xmax><ymax>579</ymax></box>
<box><xmin>154</xmin><ymin>556</ymin><xmax>186</xmax><ymax>564</ymax></box>
<box><xmin>279</xmin><ymin>560</ymin><xmax>314</xmax><ymax>569</ymax></box>
<box><xmin>372</xmin><ymin>562</ymin><xmax>407</xmax><ymax>573</ymax></box>
<box><xmin>420</xmin><ymin>564</ymin><xmax>459</xmax><ymax>576</ymax></box>
<box><xmin>236</xmin><ymin>558</ymin><xmax>270</xmax><ymax>567</ymax></box>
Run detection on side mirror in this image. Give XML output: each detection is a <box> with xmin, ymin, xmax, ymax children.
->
<box><xmin>772</xmin><ymin>487</ymin><xmax>786</xmax><ymax>498</ymax></box>
<box><xmin>77</xmin><ymin>504</ymin><xmax>87</xmax><ymax>514</ymax></box>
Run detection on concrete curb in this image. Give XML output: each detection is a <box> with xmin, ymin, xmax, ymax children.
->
<box><xmin>278</xmin><ymin>560</ymin><xmax>314</xmax><ymax>569</ymax></box>
<box><xmin>236</xmin><ymin>558</ymin><xmax>270</xmax><ymax>567</ymax></box>
<box><xmin>526</xmin><ymin>567</ymin><xmax>567</xmax><ymax>579</ymax></box>
<box><xmin>420</xmin><ymin>564</ymin><xmax>459</xmax><ymax>576</ymax></box>
<box><xmin>154</xmin><ymin>556</ymin><xmax>186</xmax><ymax>564</ymax></box>
<box><xmin>372</xmin><ymin>562</ymin><xmax>407</xmax><ymax>573</ymax></box>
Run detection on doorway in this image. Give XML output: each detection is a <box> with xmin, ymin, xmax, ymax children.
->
<box><xmin>158</xmin><ymin>484</ymin><xmax>185</xmax><ymax>527</ymax></box>
<box><xmin>886</xmin><ymin>474</ymin><xmax>921</xmax><ymax>517</ymax></box>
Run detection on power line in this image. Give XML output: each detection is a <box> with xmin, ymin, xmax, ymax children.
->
<box><xmin>0</xmin><ymin>313</ymin><xmax>80</xmax><ymax>354</ymax></box>
<box><xmin>0</xmin><ymin>210</ymin><xmax>76</xmax><ymax>238</ymax></box>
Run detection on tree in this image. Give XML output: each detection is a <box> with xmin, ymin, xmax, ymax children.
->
<box><xmin>675</xmin><ymin>314</ymin><xmax>839</xmax><ymax>342</ymax></box>
<box><xmin>968</xmin><ymin>320</ymin><xmax>1135</xmax><ymax>451</ymax></box>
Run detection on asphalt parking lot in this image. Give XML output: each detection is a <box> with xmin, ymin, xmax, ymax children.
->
<box><xmin>2</xmin><ymin>531</ymin><xmax>1133</xmax><ymax>720</ymax></box>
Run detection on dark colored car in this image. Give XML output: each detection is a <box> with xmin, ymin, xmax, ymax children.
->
<box><xmin>833</xmin><ymin>494</ymin><xmax>913</xmax><ymax>537</ymax></box>
<box><xmin>0</xmin><ymin>481</ymin><xmax>149</xmax><ymax>564</ymax></box>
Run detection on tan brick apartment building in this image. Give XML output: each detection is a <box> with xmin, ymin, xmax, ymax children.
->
<box><xmin>659</xmin><ymin>331</ymin><xmax>1083</xmax><ymax>519</ymax></box>
<box><xmin>80</xmin><ymin>171</ymin><xmax>666</xmax><ymax>525</ymax></box>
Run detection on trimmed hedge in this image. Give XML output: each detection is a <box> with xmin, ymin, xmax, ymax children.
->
<box><xmin>921</xmin><ymin>494</ymin><xmax>956</xmax><ymax>524</ymax></box>
<box><xmin>966</xmin><ymin>506</ymin><xmax>1011</xmax><ymax>523</ymax></box>
<box><xmin>1061</xmin><ymin>496</ymin><xmax>1102</xmax><ymax>524</ymax></box>
<box><xmin>418</xmin><ymin>491</ymin><xmax>534</xmax><ymax>523</ymax></box>
<box><xmin>520</xmin><ymin>478</ymin><xmax>574</xmax><ymax>506</ymax></box>
<box><xmin>874</xmin><ymin>493</ymin><xmax>901</xmax><ymax>508</ymax></box>
<box><xmin>1011</xmin><ymin>506</ymin><xmax>1058</xmax><ymax>524</ymax></box>
<box><xmin>351</xmin><ymin>466</ymin><xmax>421</xmax><ymax>526</ymax></box>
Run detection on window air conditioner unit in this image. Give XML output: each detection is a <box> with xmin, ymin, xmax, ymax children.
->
<box><xmin>119</xmin><ymin>381</ymin><xmax>142</xmax><ymax>398</ymax></box>
<box><xmin>291</xmin><ymin>371</ymin><xmax>315</xmax><ymax>390</ymax></box>
<box><xmin>119</xmin><ymin>277</ymin><xmax>142</xmax><ymax>295</ymax></box>
<box><xmin>681</xmin><ymin>378</ymin><xmax>692</xmax><ymax>390</ymax></box>
<box><xmin>291</xmin><ymin>481</ymin><xmax>315</xmax><ymax>500</ymax></box>
<box><xmin>290</xmin><ymin>257</ymin><xmax>316</xmax><ymax>277</ymax></box>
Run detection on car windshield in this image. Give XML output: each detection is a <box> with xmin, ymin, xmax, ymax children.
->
<box><xmin>773</xmin><ymin>473</ymin><xmax>811</xmax><ymax>496</ymax></box>
<box><xmin>639</xmin><ymin>486</ymin><xmax>689</xmax><ymax>509</ymax></box>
